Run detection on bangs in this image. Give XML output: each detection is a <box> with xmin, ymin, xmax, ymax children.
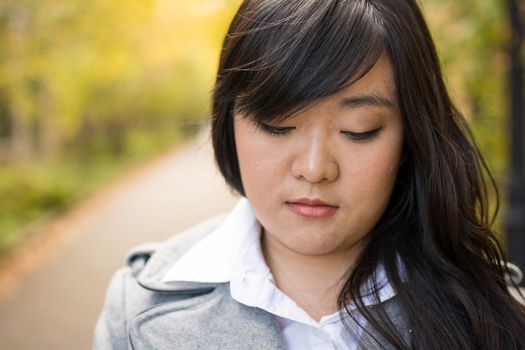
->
<box><xmin>220</xmin><ymin>0</ymin><xmax>387</xmax><ymax>122</ymax></box>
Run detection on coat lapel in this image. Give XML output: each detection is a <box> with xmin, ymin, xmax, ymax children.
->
<box><xmin>129</xmin><ymin>284</ymin><xmax>286</xmax><ymax>350</ymax></box>
<box><xmin>355</xmin><ymin>296</ymin><xmax>412</xmax><ymax>350</ymax></box>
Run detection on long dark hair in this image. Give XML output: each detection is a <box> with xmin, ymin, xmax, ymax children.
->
<box><xmin>211</xmin><ymin>0</ymin><xmax>525</xmax><ymax>348</ymax></box>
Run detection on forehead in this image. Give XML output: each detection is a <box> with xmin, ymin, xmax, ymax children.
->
<box><xmin>331</xmin><ymin>54</ymin><xmax>396</xmax><ymax>103</ymax></box>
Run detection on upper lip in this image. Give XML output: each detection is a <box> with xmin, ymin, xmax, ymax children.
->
<box><xmin>286</xmin><ymin>198</ymin><xmax>338</xmax><ymax>207</ymax></box>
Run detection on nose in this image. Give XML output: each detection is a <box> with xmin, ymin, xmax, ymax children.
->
<box><xmin>290</xmin><ymin>132</ymin><xmax>339</xmax><ymax>183</ymax></box>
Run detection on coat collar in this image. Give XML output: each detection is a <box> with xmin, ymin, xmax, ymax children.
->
<box><xmin>133</xmin><ymin>213</ymin><xmax>228</xmax><ymax>294</ymax></box>
<box><xmin>129</xmin><ymin>283</ymin><xmax>286</xmax><ymax>350</ymax></box>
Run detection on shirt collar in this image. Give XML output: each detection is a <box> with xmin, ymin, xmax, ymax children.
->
<box><xmin>161</xmin><ymin>198</ymin><xmax>257</xmax><ymax>283</ymax></box>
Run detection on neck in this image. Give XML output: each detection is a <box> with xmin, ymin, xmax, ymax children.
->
<box><xmin>261</xmin><ymin>229</ymin><xmax>367</xmax><ymax>322</ymax></box>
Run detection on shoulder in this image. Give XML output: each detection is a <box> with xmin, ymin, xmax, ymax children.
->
<box><xmin>93</xmin><ymin>214</ymin><xmax>228</xmax><ymax>349</ymax></box>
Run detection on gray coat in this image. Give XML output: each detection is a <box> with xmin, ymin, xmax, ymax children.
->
<box><xmin>93</xmin><ymin>215</ymin><xmax>412</xmax><ymax>350</ymax></box>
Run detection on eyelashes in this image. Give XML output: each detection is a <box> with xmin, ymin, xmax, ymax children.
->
<box><xmin>255</xmin><ymin>121</ymin><xmax>293</xmax><ymax>136</ymax></box>
<box><xmin>340</xmin><ymin>127</ymin><xmax>382</xmax><ymax>142</ymax></box>
<box><xmin>254</xmin><ymin>121</ymin><xmax>382</xmax><ymax>142</ymax></box>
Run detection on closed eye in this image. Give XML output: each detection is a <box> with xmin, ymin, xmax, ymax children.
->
<box><xmin>340</xmin><ymin>127</ymin><xmax>382</xmax><ymax>142</ymax></box>
<box><xmin>256</xmin><ymin>121</ymin><xmax>295</xmax><ymax>136</ymax></box>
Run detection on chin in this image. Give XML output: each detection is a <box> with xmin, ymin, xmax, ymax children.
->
<box><xmin>282</xmin><ymin>233</ymin><xmax>343</xmax><ymax>256</ymax></box>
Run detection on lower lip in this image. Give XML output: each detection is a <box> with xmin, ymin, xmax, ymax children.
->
<box><xmin>285</xmin><ymin>202</ymin><xmax>339</xmax><ymax>218</ymax></box>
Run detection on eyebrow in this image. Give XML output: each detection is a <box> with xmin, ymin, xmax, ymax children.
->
<box><xmin>338</xmin><ymin>94</ymin><xmax>395</xmax><ymax>110</ymax></box>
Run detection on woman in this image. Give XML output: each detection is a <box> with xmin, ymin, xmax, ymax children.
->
<box><xmin>94</xmin><ymin>0</ymin><xmax>525</xmax><ymax>349</ymax></box>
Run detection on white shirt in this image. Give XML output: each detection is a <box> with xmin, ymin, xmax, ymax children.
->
<box><xmin>162</xmin><ymin>198</ymin><xmax>399</xmax><ymax>350</ymax></box>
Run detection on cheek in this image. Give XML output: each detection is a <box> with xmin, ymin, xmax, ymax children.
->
<box><xmin>234</xmin><ymin>121</ymin><xmax>286</xmax><ymax>194</ymax></box>
<box><xmin>350</xmin><ymin>139</ymin><xmax>402</xmax><ymax>198</ymax></box>
<box><xmin>373</xmin><ymin>145</ymin><xmax>401</xmax><ymax>178</ymax></box>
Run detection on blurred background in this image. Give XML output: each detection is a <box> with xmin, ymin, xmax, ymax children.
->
<box><xmin>0</xmin><ymin>0</ymin><xmax>522</xmax><ymax>349</ymax></box>
<box><xmin>0</xmin><ymin>0</ymin><xmax>238</xmax><ymax>253</ymax></box>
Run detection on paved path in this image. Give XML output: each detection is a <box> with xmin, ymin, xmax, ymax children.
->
<box><xmin>0</xmin><ymin>133</ymin><xmax>238</xmax><ymax>350</ymax></box>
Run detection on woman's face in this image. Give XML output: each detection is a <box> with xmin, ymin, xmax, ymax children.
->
<box><xmin>234</xmin><ymin>54</ymin><xmax>404</xmax><ymax>258</ymax></box>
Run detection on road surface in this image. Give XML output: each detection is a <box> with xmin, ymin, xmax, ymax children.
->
<box><xmin>0</xmin><ymin>133</ymin><xmax>238</xmax><ymax>350</ymax></box>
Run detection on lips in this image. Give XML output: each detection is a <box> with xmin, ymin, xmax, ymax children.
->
<box><xmin>285</xmin><ymin>198</ymin><xmax>339</xmax><ymax>218</ymax></box>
